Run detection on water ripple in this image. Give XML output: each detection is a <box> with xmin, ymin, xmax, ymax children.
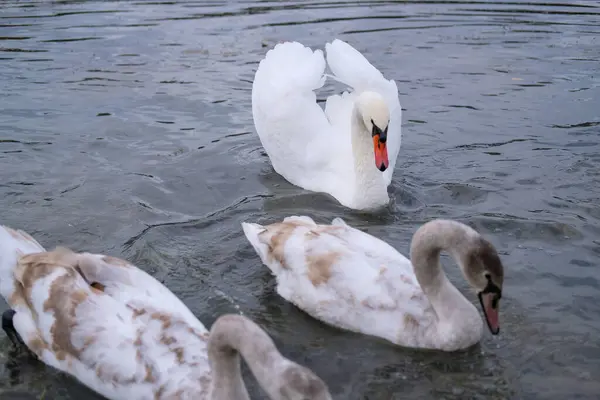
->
<box><xmin>0</xmin><ymin>0</ymin><xmax>598</xmax><ymax>399</ymax></box>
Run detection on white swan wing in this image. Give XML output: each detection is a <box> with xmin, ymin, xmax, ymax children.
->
<box><xmin>325</xmin><ymin>39</ymin><xmax>402</xmax><ymax>185</ymax></box>
<box><xmin>252</xmin><ymin>42</ymin><xmax>349</xmax><ymax>194</ymax></box>
<box><xmin>242</xmin><ymin>217</ymin><xmax>432</xmax><ymax>346</ymax></box>
<box><xmin>0</xmin><ymin>226</ymin><xmax>210</xmax><ymax>400</ymax></box>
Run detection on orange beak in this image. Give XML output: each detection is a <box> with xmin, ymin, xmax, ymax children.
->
<box><xmin>373</xmin><ymin>134</ymin><xmax>389</xmax><ymax>172</ymax></box>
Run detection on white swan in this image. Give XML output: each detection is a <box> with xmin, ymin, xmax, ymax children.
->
<box><xmin>0</xmin><ymin>226</ymin><xmax>332</xmax><ymax>400</ymax></box>
<box><xmin>252</xmin><ymin>39</ymin><xmax>402</xmax><ymax>210</ymax></box>
<box><xmin>241</xmin><ymin>216</ymin><xmax>505</xmax><ymax>352</ymax></box>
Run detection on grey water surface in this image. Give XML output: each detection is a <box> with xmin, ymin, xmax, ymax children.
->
<box><xmin>0</xmin><ymin>0</ymin><xmax>599</xmax><ymax>399</ymax></box>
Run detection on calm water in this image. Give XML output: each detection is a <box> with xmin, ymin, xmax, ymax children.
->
<box><xmin>0</xmin><ymin>0</ymin><xmax>599</xmax><ymax>399</ymax></box>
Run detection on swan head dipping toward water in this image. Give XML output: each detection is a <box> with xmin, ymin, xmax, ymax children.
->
<box><xmin>208</xmin><ymin>314</ymin><xmax>332</xmax><ymax>400</ymax></box>
<box><xmin>411</xmin><ymin>219</ymin><xmax>505</xmax><ymax>337</ymax></box>
<box><xmin>355</xmin><ymin>91</ymin><xmax>391</xmax><ymax>172</ymax></box>
<box><xmin>464</xmin><ymin>238</ymin><xmax>504</xmax><ymax>335</ymax></box>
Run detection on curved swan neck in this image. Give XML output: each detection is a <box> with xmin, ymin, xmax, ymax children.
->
<box><xmin>410</xmin><ymin>220</ymin><xmax>477</xmax><ymax>292</ymax></box>
<box><xmin>350</xmin><ymin>106</ymin><xmax>387</xmax><ymax>207</ymax></box>
<box><xmin>409</xmin><ymin>220</ymin><xmax>480</xmax><ymax>321</ymax></box>
<box><xmin>207</xmin><ymin>315</ymin><xmax>283</xmax><ymax>400</ymax></box>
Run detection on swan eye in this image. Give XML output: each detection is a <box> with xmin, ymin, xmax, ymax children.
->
<box><xmin>482</xmin><ymin>273</ymin><xmax>501</xmax><ymax>298</ymax></box>
<box><xmin>371</xmin><ymin>121</ymin><xmax>387</xmax><ymax>143</ymax></box>
<box><xmin>491</xmin><ymin>295</ymin><xmax>499</xmax><ymax>308</ymax></box>
<box><xmin>371</xmin><ymin>119</ymin><xmax>379</xmax><ymax>135</ymax></box>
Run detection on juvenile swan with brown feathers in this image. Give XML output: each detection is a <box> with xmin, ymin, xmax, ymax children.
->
<box><xmin>0</xmin><ymin>225</ymin><xmax>332</xmax><ymax>400</ymax></box>
<box><xmin>242</xmin><ymin>217</ymin><xmax>505</xmax><ymax>352</ymax></box>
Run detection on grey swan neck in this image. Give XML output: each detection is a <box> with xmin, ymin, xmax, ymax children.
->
<box><xmin>207</xmin><ymin>315</ymin><xmax>285</xmax><ymax>400</ymax></box>
<box><xmin>409</xmin><ymin>220</ymin><xmax>483</xmax><ymax>348</ymax></box>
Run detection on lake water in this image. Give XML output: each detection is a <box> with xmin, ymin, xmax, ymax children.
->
<box><xmin>0</xmin><ymin>0</ymin><xmax>599</xmax><ymax>399</ymax></box>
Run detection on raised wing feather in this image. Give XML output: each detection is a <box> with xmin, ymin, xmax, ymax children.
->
<box><xmin>251</xmin><ymin>41</ymin><xmax>353</xmax><ymax>194</ymax></box>
<box><xmin>325</xmin><ymin>39</ymin><xmax>402</xmax><ymax>185</ymax></box>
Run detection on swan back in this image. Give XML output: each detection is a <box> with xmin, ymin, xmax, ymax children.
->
<box><xmin>242</xmin><ymin>216</ymin><xmax>443</xmax><ymax>348</ymax></box>
<box><xmin>0</xmin><ymin>226</ymin><xmax>211</xmax><ymax>400</ymax></box>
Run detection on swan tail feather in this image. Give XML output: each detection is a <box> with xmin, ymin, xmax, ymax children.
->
<box><xmin>241</xmin><ymin>222</ymin><xmax>278</xmax><ymax>272</ymax></box>
<box><xmin>0</xmin><ymin>226</ymin><xmax>46</xmax><ymax>297</ymax></box>
<box><xmin>0</xmin><ymin>225</ymin><xmax>46</xmax><ymax>326</ymax></box>
<box><xmin>331</xmin><ymin>217</ymin><xmax>348</xmax><ymax>227</ymax></box>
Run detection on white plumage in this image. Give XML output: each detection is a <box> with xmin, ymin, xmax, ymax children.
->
<box><xmin>0</xmin><ymin>225</ymin><xmax>333</xmax><ymax>400</ymax></box>
<box><xmin>0</xmin><ymin>226</ymin><xmax>211</xmax><ymax>399</ymax></box>
<box><xmin>242</xmin><ymin>216</ymin><xmax>505</xmax><ymax>352</ymax></box>
<box><xmin>252</xmin><ymin>39</ymin><xmax>402</xmax><ymax>210</ymax></box>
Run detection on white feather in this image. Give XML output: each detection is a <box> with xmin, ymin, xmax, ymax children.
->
<box><xmin>0</xmin><ymin>226</ymin><xmax>211</xmax><ymax>400</ymax></box>
<box><xmin>242</xmin><ymin>217</ymin><xmax>486</xmax><ymax>351</ymax></box>
<box><xmin>252</xmin><ymin>39</ymin><xmax>402</xmax><ymax>210</ymax></box>
<box><xmin>0</xmin><ymin>225</ymin><xmax>334</xmax><ymax>400</ymax></box>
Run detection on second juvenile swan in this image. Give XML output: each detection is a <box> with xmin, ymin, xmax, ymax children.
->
<box><xmin>0</xmin><ymin>226</ymin><xmax>332</xmax><ymax>400</ymax></box>
<box><xmin>242</xmin><ymin>217</ymin><xmax>505</xmax><ymax>352</ymax></box>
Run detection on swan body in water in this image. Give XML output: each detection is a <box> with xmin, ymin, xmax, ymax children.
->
<box><xmin>252</xmin><ymin>39</ymin><xmax>402</xmax><ymax>211</ymax></box>
<box><xmin>0</xmin><ymin>225</ymin><xmax>332</xmax><ymax>400</ymax></box>
<box><xmin>242</xmin><ymin>217</ymin><xmax>505</xmax><ymax>352</ymax></box>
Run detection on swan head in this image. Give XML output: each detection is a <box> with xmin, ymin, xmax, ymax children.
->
<box><xmin>276</xmin><ymin>363</ymin><xmax>333</xmax><ymax>400</ymax></box>
<box><xmin>356</xmin><ymin>91</ymin><xmax>390</xmax><ymax>172</ymax></box>
<box><xmin>464</xmin><ymin>237</ymin><xmax>504</xmax><ymax>335</ymax></box>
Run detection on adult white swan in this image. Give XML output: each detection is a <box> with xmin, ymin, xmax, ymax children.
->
<box><xmin>242</xmin><ymin>216</ymin><xmax>504</xmax><ymax>352</ymax></box>
<box><xmin>252</xmin><ymin>39</ymin><xmax>402</xmax><ymax>210</ymax></box>
<box><xmin>0</xmin><ymin>226</ymin><xmax>332</xmax><ymax>400</ymax></box>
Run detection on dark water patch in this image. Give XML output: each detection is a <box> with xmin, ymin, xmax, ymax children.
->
<box><xmin>114</xmin><ymin>62</ymin><xmax>147</xmax><ymax>66</ymax></box>
<box><xmin>259</xmin><ymin>14</ymin><xmax>410</xmax><ymax>27</ymax></box>
<box><xmin>64</xmin><ymin>77</ymin><xmax>121</xmax><ymax>83</ymax></box>
<box><xmin>552</xmin><ymin>121</ymin><xmax>600</xmax><ymax>129</ymax></box>
<box><xmin>454</xmin><ymin>138</ymin><xmax>530</xmax><ymax>150</ymax></box>
<box><xmin>0</xmin><ymin>48</ymin><xmax>47</xmax><ymax>53</ymax></box>
<box><xmin>40</xmin><ymin>37</ymin><xmax>100</xmax><ymax>43</ymax></box>
<box><xmin>18</xmin><ymin>58</ymin><xmax>53</xmax><ymax>62</ymax></box>
<box><xmin>0</xmin><ymin>10</ymin><xmax>127</xmax><ymax>19</ymax></box>
<box><xmin>86</xmin><ymin>69</ymin><xmax>118</xmax><ymax>73</ymax></box>
<box><xmin>160</xmin><ymin>80</ymin><xmax>194</xmax><ymax>84</ymax></box>
<box><xmin>56</xmin><ymin>23</ymin><xmax>159</xmax><ymax>29</ymax></box>
<box><xmin>447</xmin><ymin>104</ymin><xmax>481</xmax><ymax>110</ymax></box>
<box><xmin>343</xmin><ymin>22</ymin><xmax>499</xmax><ymax>35</ymax></box>
<box><xmin>0</xmin><ymin>24</ymin><xmax>37</xmax><ymax>27</ymax></box>
<box><xmin>514</xmin><ymin>82</ymin><xmax>548</xmax><ymax>87</ymax></box>
<box><xmin>422</xmin><ymin>182</ymin><xmax>491</xmax><ymax>206</ymax></box>
<box><xmin>0</xmin><ymin>36</ymin><xmax>31</xmax><ymax>41</ymax></box>
<box><xmin>457</xmin><ymin>7</ymin><xmax>600</xmax><ymax>16</ymax></box>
